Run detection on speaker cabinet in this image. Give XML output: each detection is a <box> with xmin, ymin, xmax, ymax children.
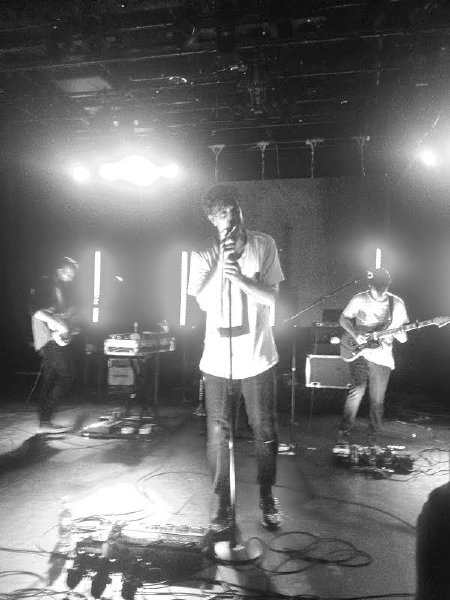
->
<box><xmin>305</xmin><ymin>354</ymin><xmax>352</xmax><ymax>389</ymax></box>
<box><xmin>312</xmin><ymin>322</ymin><xmax>343</xmax><ymax>355</ymax></box>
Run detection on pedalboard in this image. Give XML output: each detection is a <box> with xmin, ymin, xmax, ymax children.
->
<box><xmin>332</xmin><ymin>444</ymin><xmax>415</xmax><ymax>476</ymax></box>
<box><xmin>66</xmin><ymin>522</ymin><xmax>209</xmax><ymax>596</ymax></box>
<box><xmin>80</xmin><ymin>414</ymin><xmax>158</xmax><ymax>439</ymax></box>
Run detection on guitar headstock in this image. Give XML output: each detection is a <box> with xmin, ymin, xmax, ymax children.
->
<box><xmin>432</xmin><ymin>316</ymin><xmax>450</xmax><ymax>328</ymax></box>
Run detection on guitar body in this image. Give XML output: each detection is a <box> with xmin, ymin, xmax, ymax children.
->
<box><xmin>340</xmin><ymin>331</ymin><xmax>380</xmax><ymax>362</ymax></box>
<box><xmin>49</xmin><ymin>311</ymin><xmax>80</xmax><ymax>346</ymax></box>
<box><xmin>32</xmin><ymin>309</ymin><xmax>80</xmax><ymax>348</ymax></box>
<box><xmin>49</xmin><ymin>328</ymin><xmax>76</xmax><ymax>347</ymax></box>
<box><xmin>340</xmin><ymin>316</ymin><xmax>450</xmax><ymax>362</ymax></box>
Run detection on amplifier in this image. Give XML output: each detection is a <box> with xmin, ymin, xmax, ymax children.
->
<box><xmin>104</xmin><ymin>332</ymin><xmax>175</xmax><ymax>357</ymax></box>
<box><xmin>312</xmin><ymin>322</ymin><xmax>343</xmax><ymax>355</ymax></box>
<box><xmin>305</xmin><ymin>354</ymin><xmax>351</xmax><ymax>389</ymax></box>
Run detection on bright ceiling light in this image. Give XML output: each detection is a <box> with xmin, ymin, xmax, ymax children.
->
<box><xmin>162</xmin><ymin>163</ymin><xmax>181</xmax><ymax>179</ymax></box>
<box><xmin>419</xmin><ymin>148</ymin><xmax>437</xmax><ymax>167</ymax></box>
<box><xmin>118</xmin><ymin>154</ymin><xmax>159</xmax><ymax>186</ymax></box>
<box><xmin>72</xmin><ymin>165</ymin><xmax>91</xmax><ymax>183</ymax></box>
<box><xmin>99</xmin><ymin>162</ymin><xmax>119</xmax><ymax>181</ymax></box>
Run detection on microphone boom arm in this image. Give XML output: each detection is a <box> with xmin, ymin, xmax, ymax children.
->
<box><xmin>283</xmin><ymin>277</ymin><xmax>361</xmax><ymax>324</ymax></box>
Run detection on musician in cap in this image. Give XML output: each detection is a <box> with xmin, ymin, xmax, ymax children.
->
<box><xmin>30</xmin><ymin>256</ymin><xmax>80</xmax><ymax>434</ymax></box>
<box><xmin>188</xmin><ymin>183</ymin><xmax>284</xmax><ymax>532</ymax></box>
<box><xmin>337</xmin><ymin>268</ymin><xmax>408</xmax><ymax>447</ymax></box>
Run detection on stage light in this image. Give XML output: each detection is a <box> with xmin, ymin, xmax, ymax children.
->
<box><xmin>375</xmin><ymin>247</ymin><xmax>382</xmax><ymax>269</ymax></box>
<box><xmin>69</xmin><ymin>153</ymin><xmax>182</xmax><ymax>188</ymax></box>
<box><xmin>419</xmin><ymin>148</ymin><xmax>437</xmax><ymax>167</ymax></box>
<box><xmin>162</xmin><ymin>163</ymin><xmax>181</xmax><ymax>179</ymax></box>
<box><xmin>118</xmin><ymin>155</ymin><xmax>159</xmax><ymax>186</ymax></box>
<box><xmin>99</xmin><ymin>162</ymin><xmax>119</xmax><ymax>182</ymax></box>
<box><xmin>72</xmin><ymin>165</ymin><xmax>91</xmax><ymax>183</ymax></box>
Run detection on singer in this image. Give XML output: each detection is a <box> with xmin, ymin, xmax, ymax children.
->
<box><xmin>336</xmin><ymin>268</ymin><xmax>408</xmax><ymax>447</ymax></box>
<box><xmin>188</xmin><ymin>184</ymin><xmax>284</xmax><ymax>532</ymax></box>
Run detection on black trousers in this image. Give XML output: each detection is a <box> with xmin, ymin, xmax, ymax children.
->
<box><xmin>39</xmin><ymin>341</ymin><xmax>76</xmax><ymax>424</ymax></box>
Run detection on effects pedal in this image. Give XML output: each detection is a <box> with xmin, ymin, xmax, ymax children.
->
<box><xmin>80</xmin><ymin>414</ymin><xmax>158</xmax><ymax>439</ymax></box>
<box><xmin>332</xmin><ymin>443</ymin><xmax>415</xmax><ymax>476</ymax></box>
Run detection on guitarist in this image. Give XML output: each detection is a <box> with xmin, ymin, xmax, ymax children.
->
<box><xmin>30</xmin><ymin>256</ymin><xmax>80</xmax><ymax>434</ymax></box>
<box><xmin>336</xmin><ymin>268</ymin><xmax>408</xmax><ymax>447</ymax></box>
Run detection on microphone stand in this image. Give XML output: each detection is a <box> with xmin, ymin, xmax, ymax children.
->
<box><xmin>278</xmin><ymin>276</ymin><xmax>362</xmax><ymax>454</ymax></box>
<box><xmin>214</xmin><ymin>262</ymin><xmax>261</xmax><ymax>564</ymax></box>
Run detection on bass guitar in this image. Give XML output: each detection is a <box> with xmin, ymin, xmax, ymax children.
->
<box><xmin>340</xmin><ymin>316</ymin><xmax>450</xmax><ymax>362</ymax></box>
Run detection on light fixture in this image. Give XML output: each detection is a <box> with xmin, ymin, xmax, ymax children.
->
<box><xmin>72</xmin><ymin>165</ymin><xmax>91</xmax><ymax>183</ymax></box>
<box><xmin>375</xmin><ymin>247</ymin><xmax>382</xmax><ymax>269</ymax></box>
<box><xmin>161</xmin><ymin>163</ymin><xmax>181</xmax><ymax>179</ymax></box>
<box><xmin>98</xmin><ymin>163</ymin><xmax>119</xmax><ymax>182</ymax></box>
<box><xmin>419</xmin><ymin>148</ymin><xmax>437</xmax><ymax>167</ymax></box>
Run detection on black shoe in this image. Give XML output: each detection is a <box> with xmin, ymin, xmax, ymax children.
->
<box><xmin>210</xmin><ymin>506</ymin><xmax>232</xmax><ymax>532</ymax></box>
<box><xmin>259</xmin><ymin>495</ymin><xmax>282</xmax><ymax>530</ymax></box>
<box><xmin>37</xmin><ymin>422</ymin><xmax>69</xmax><ymax>434</ymax></box>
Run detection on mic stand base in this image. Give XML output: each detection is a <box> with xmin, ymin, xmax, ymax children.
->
<box><xmin>213</xmin><ymin>539</ymin><xmax>262</xmax><ymax>564</ymax></box>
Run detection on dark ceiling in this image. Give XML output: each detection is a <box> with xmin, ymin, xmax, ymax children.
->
<box><xmin>1</xmin><ymin>0</ymin><xmax>450</xmax><ymax>178</ymax></box>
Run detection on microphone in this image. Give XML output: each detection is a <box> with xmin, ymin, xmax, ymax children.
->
<box><xmin>220</xmin><ymin>227</ymin><xmax>231</xmax><ymax>242</ymax></box>
<box><xmin>220</xmin><ymin>224</ymin><xmax>237</xmax><ymax>241</ymax></box>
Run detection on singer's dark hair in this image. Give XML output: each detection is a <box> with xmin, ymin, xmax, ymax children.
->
<box><xmin>201</xmin><ymin>184</ymin><xmax>240</xmax><ymax>216</ymax></box>
<box><xmin>54</xmin><ymin>255</ymin><xmax>79</xmax><ymax>273</ymax></box>
<box><xmin>368</xmin><ymin>267</ymin><xmax>391</xmax><ymax>291</ymax></box>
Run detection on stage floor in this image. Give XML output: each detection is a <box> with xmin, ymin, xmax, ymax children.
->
<box><xmin>0</xmin><ymin>382</ymin><xmax>448</xmax><ymax>599</ymax></box>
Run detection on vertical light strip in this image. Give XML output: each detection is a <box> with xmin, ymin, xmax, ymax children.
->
<box><xmin>375</xmin><ymin>247</ymin><xmax>382</xmax><ymax>269</ymax></box>
<box><xmin>179</xmin><ymin>251</ymin><xmax>188</xmax><ymax>326</ymax></box>
<box><xmin>92</xmin><ymin>250</ymin><xmax>102</xmax><ymax>323</ymax></box>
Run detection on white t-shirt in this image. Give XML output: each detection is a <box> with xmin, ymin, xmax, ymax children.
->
<box><xmin>342</xmin><ymin>290</ymin><xmax>409</xmax><ymax>369</ymax></box>
<box><xmin>188</xmin><ymin>230</ymin><xmax>284</xmax><ymax>379</ymax></box>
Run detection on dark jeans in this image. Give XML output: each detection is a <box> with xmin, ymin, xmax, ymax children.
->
<box><xmin>39</xmin><ymin>341</ymin><xmax>76</xmax><ymax>424</ymax></box>
<box><xmin>203</xmin><ymin>367</ymin><xmax>278</xmax><ymax>502</ymax></box>
<box><xmin>339</xmin><ymin>356</ymin><xmax>391</xmax><ymax>442</ymax></box>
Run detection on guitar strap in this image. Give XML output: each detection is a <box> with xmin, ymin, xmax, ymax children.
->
<box><xmin>388</xmin><ymin>295</ymin><xmax>394</xmax><ymax>328</ymax></box>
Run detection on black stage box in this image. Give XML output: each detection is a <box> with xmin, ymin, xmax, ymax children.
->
<box><xmin>311</xmin><ymin>322</ymin><xmax>343</xmax><ymax>355</ymax></box>
<box><xmin>305</xmin><ymin>354</ymin><xmax>352</xmax><ymax>389</ymax></box>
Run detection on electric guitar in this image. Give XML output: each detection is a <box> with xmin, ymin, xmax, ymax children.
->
<box><xmin>33</xmin><ymin>308</ymin><xmax>80</xmax><ymax>347</ymax></box>
<box><xmin>340</xmin><ymin>316</ymin><xmax>450</xmax><ymax>362</ymax></box>
<box><xmin>48</xmin><ymin>309</ymin><xmax>81</xmax><ymax>346</ymax></box>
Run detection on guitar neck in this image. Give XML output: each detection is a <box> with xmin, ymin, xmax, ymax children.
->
<box><xmin>377</xmin><ymin>319</ymin><xmax>433</xmax><ymax>339</ymax></box>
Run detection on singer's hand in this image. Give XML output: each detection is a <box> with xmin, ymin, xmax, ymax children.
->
<box><xmin>223</xmin><ymin>259</ymin><xmax>243</xmax><ymax>283</ymax></box>
<box><xmin>219</xmin><ymin>226</ymin><xmax>238</xmax><ymax>265</ymax></box>
<box><xmin>353</xmin><ymin>333</ymin><xmax>368</xmax><ymax>345</ymax></box>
